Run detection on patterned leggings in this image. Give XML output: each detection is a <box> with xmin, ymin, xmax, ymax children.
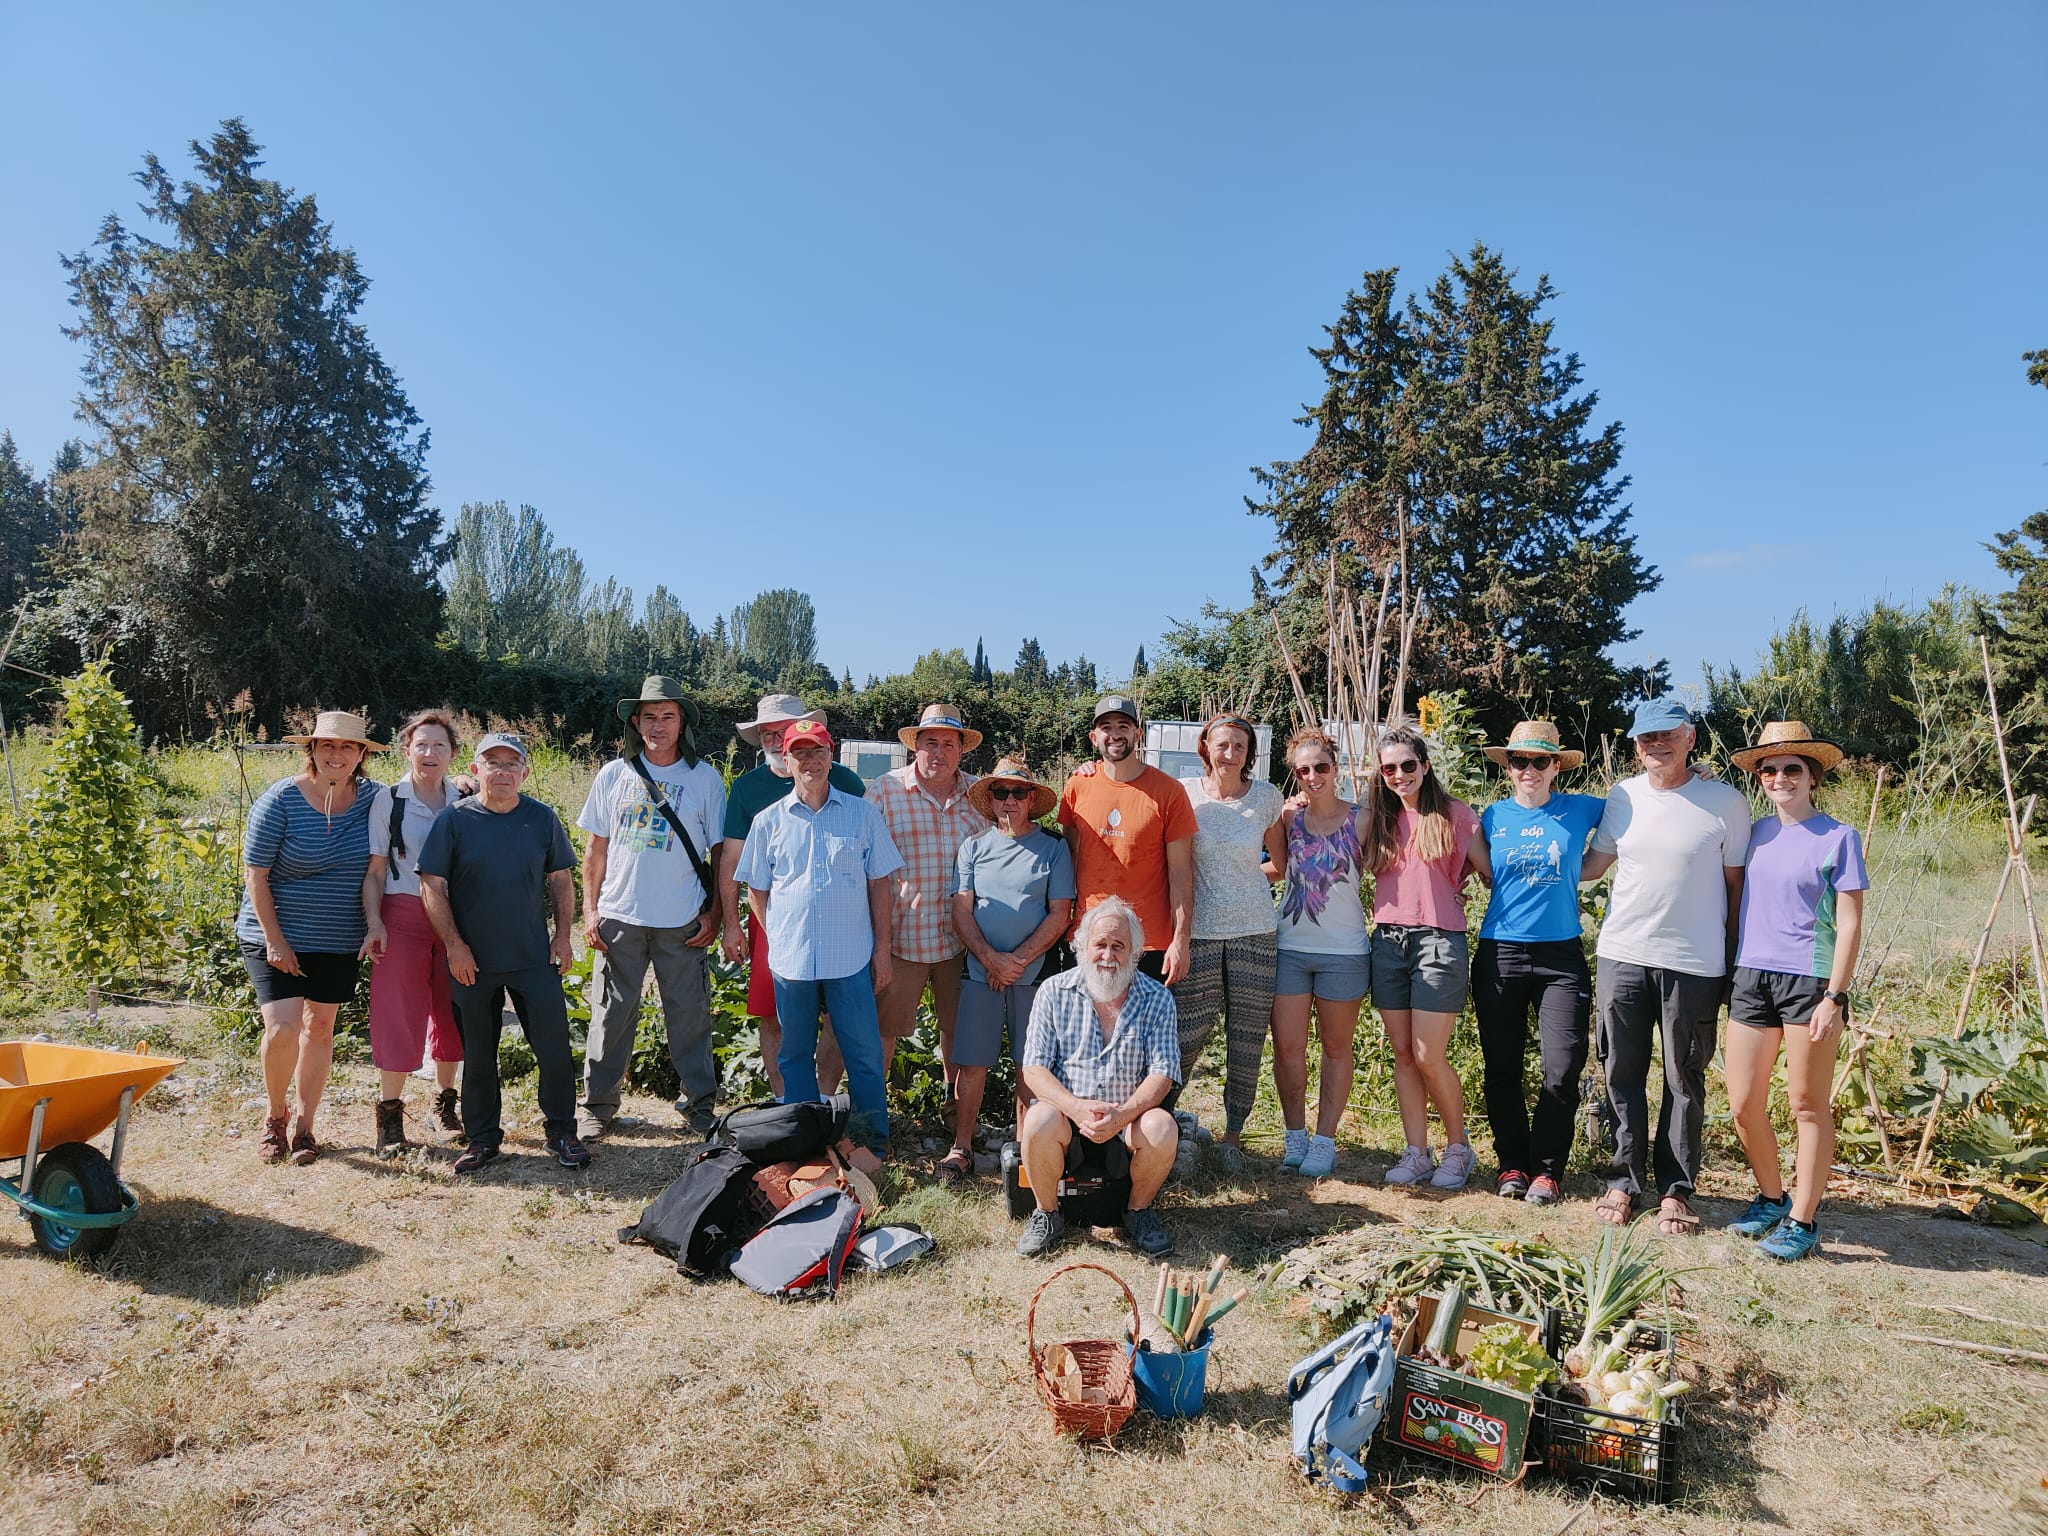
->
<box><xmin>1170</xmin><ymin>932</ymin><xmax>1278</xmax><ymax>1135</ymax></box>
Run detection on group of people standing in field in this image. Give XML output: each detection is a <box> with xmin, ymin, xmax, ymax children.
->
<box><xmin>234</xmin><ymin>677</ymin><xmax>1864</xmax><ymax>1266</ymax></box>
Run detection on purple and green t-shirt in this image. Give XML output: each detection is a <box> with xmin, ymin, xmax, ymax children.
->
<box><xmin>1735</xmin><ymin>812</ymin><xmax>1869</xmax><ymax>978</ymax></box>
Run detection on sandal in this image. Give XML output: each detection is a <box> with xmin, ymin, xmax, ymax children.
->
<box><xmin>937</xmin><ymin>1149</ymin><xmax>971</xmax><ymax>1186</ymax></box>
<box><xmin>1594</xmin><ymin>1188</ymin><xmax>1634</xmax><ymax>1226</ymax></box>
<box><xmin>1657</xmin><ymin>1195</ymin><xmax>1701</xmax><ymax>1237</ymax></box>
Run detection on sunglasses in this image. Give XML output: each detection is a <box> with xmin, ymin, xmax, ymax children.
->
<box><xmin>1296</xmin><ymin>761</ymin><xmax>1335</xmax><ymax>776</ymax></box>
<box><xmin>1757</xmin><ymin>762</ymin><xmax>1807</xmax><ymax>779</ymax></box>
<box><xmin>988</xmin><ymin>784</ymin><xmax>1036</xmax><ymax>802</ymax></box>
<box><xmin>1505</xmin><ymin>753</ymin><xmax>1556</xmax><ymax>771</ymax></box>
<box><xmin>1379</xmin><ymin>758</ymin><xmax>1423</xmax><ymax>777</ymax></box>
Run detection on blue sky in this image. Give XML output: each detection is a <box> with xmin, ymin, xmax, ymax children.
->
<box><xmin>3</xmin><ymin>4</ymin><xmax>2043</xmax><ymax>701</ymax></box>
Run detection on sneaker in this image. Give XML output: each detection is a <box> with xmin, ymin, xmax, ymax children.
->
<box><xmin>1728</xmin><ymin>1190</ymin><xmax>1793</xmax><ymax>1238</ymax></box>
<box><xmin>452</xmin><ymin>1144</ymin><xmax>500</xmax><ymax>1175</ymax></box>
<box><xmin>289</xmin><ymin>1125</ymin><xmax>321</xmax><ymax>1167</ymax></box>
<box><xmin>546</xmin><ymin>1133</ymin><xmax>592</xmax><ymax>1169</ymax></box>
<box><xmin>434</xmin><ymin>1088</ymin><xmax>462</xmax><ymax>1135</ymax></box>
<box><xmin>1384</xmin><ymin>1144</ymin><xmax>1436</xmax><ymax>1185</ymax></box>
<box><xmin>1496</xmin><ymin>1168</ymin><xmax>1531</xmax><ymax>1200</ymax></box>
<box><xmin>1525</xmin><ymin>1175</ymin><xmax>1562</xmax><ymax>1206</ymax></box>
<box><xmin>374</xmin><ymin>1098</ymin><xmax>411</xmax><ymax>1160</ymax></box>
<box><xmin>1430</xmin><ymin>1142</ymin><xmax>1477</xmax><ymax>1190</ymax></box>
<box><xmin>1298</xmin><ymin>1134</ymin><xmax>1337</xmax><ymax>1179</ymax></box>
<box><xmin>1211</xmin><ymin>1141</ymin><xmax>1245</xmax><ymax>1177</ymax></box>
<box><xmin>258</xmin><ymin>1114</ymin><xmax>290</xmax><ymax>1164</ymax></box>
<box><xmin>1123</xmin><ymin>1206</ymin><xmax>1176</xmax><ymax>1259</ymax></box>
<box><xmin>677</xmin><ymin>1099</ymin><xmax>719</xmax><ymax>1136</ymax></box>
<box><xmin>1016</xmin><ymin>1208</ymin><xmax>1069</xmax><ymax>1258</ymax></box>
<box><xmin>576</xmin><ymin>1111</ymin><xmax>613</xmax><ymax>1143</ymax></box>
<box><xmin>1171</xmin><ymin>1112</ymin><xmax>1200</xmax><ymax>1183</ymax></box>
<box><xmin>1281</xmin><ymin>1127</ymin><xmax>1310</xmax><ymax>1170</ymax></box>
<box><xmin>1757</xmin><ymin>1215</ymin><xmax>1820</xmax><ymax>1262</ymax></box>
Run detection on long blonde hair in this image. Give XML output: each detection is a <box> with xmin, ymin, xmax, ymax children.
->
<box><xmin>1362</xmin><ymin>720</ymin><xmax>1458</xmax><ymax>872</ymax></box>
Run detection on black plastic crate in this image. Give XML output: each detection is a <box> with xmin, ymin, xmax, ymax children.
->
<box><xmin>1534</xmin><ymin>1315</ymin><xmax>1683</xmax><ymax>1504</ymax></box>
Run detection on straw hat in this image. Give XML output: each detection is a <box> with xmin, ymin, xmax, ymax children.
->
<box><xmin>283</xmin><ymin>711</ymin><xmax>386</xmax><ymax>750</ymax></box>
<box><xmin>898</xmin><ymin>702</ymin><xmax>984</xmax><ymax>752</ymax></box>
<box><xmin>967</xmin><ymin>756</ymin><xmax>1057</xmax><ymax>821</ymax></box>
<box><xmin>1730</xmin><ymin>720</ymin><xmax>1844</xmax><ymax>776</ymax></box>
<box><xmin>1482</xmin><ymin>720</ymin><xmax>1583</xmax><ymax>771</ymax></box>
<box><xmin>736</xmin><ymin>693</ymin><xmax>825</xmax><ymax>747</ymax></box>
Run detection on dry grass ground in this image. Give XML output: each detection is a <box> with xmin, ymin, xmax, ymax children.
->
<box><xmin>4</xmin><ymin>1007</ymin><xmax>2047</xmax><ymax>1536</ymax></box>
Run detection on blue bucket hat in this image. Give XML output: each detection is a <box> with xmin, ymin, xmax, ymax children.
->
<box><xmin>1628</xmin><ymin>698</ymin><xmax>1694</xmax><ymax>738</ymax></box>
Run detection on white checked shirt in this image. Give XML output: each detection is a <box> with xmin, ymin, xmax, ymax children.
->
<box><xmin>1023</xmin><ymin>968</ymin><xmax>1182</xmax><ymax>1102</ymax></box>
<box><xmin>865</xmin><ymin>764</ymin><xmax>990</xmax><ymax>963</ymax></box>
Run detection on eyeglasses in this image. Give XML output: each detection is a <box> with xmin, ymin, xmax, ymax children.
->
<box><xmin>1296</xmin><ymin>761</ymin><xmax>1335</xmax><ymax>776</ymax></box>
<box><xmin>1379</xmin><ymin>759</ymin><xmax>1423</xmax><ymax>777</ymax></box>
<box><xmin>1757</xmin><ymin>763</ymin><xmax>1807</xmax><ymax>779</ymax></box>
<box><xmin>1505</xmin><ymin>754</ymin><xmax>1555</xmax><ymax>772</ymax></box>
<box><xmin>988</xmin><ymin>784</ymin><xmax>1035</xmax><ymax>802</ymax></box>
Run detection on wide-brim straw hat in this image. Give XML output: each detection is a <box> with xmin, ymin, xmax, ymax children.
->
<box><xmin>737</xmin><ymin>693</ymin><xmax>826</xmax><ymax>747</ymax></box>
<box><xmin>898</xmin><ymin>702</ymin><xmax>984</xmax><ymax>753</ymax></box>
<box><xmin>283</xmin><ymin>710</ymin><xmax>386</xmax><ymax>750</ymax></box>
<box><xmin>1482</xmin><ymin>720</ymin><xmax>1583</xmax><ymax>770</ymax></box>
<box><xmin>1730</xmin><ymin>720</ymin><xmax>1844</xmax><ymax>775</ymax></box>
<box><xmin>968</xmin><ymin>756</ymin><xmax>1057</xmax><ymax>821</ymax></box>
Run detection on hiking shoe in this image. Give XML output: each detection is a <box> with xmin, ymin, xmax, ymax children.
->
<box><xmin>1016</xmin><ymin>1208</ymin><xmax>1069</xmax><ymax>1258</ymax></box>
<box><xmin>677</xmin><ymin>1098</ymin><xmax>720</xmax><ymax>1136</ymax></box>
<box><xmin>289</xmin><ymin>1125</ymin><xmax>321</xmax><ymax>1167</ymax></box>
<box><xmin>1728</xmin><ymin>1190</ymin><xmax>1793</xmax><ymax>1238</ymax></box>
<box><xmin>375</xmin><ymin>1098</ymin><xmax>412</xmax><ymax>1160</ymax></box>
<box><xmin>1123</xmin><ymin>1206</ymin><xmax>1175</xmax><ymax>1259</ymax></box>
<box><xmin>576</xmin><ymin>1111</ymin><xmax>612</xmax><ymax>1143</ymax></box>
<box><xmin>452</xmin><ymin>1144</ymin><xmax>500</xmax><ymax>1175</ymax></box>
<box><xmin>546</xmin><ymin>1133</ymin><xmax>592</xmax><ymax>1169</ymax></box>
<box><xmin>1525</xmin><ymin>1174</ymin><xmax>1562</xmax><ymax>1206</ymax></box>
<box><xmin>1281</xmin><ymin>1127</ymin><xmax>1310</xmax><ymax>1170</ymax></box>
<box><xmin>258</xmin><ymin>1114</ymin><xmax>291</xmax><ymax>1164</ymax></box>
<box><xmin>1211</xmin><ymin>1141</ymin><xmax>1245</xmax><ymax>1177</ymax></box>
<box><xmin>1171</xmin><ymin>1112</ymin><xmax>1200</xmax><ymax>1182</ymax></box>
<box><xmin>1496</xmin><ymin>1168</ymin><xmax>1531</xmax><ymax>1200</ymax></box>
<box><xmin>434</xmin><ymin>1087</ymin><xmax>462</xmax><ymax>1135</ymax></box>
<box><xmin>1757</xmin><ymin>1216</ymin><xmax>1820</xmax><ymax>1262</ymax></box>
<box><xmin>1298</xmin><ymin>1135</ymin><xmax>1338</xmax><ymax>1179</ymax></box>
<box><xmin>1430</xmin><ymin>1142</ymin><xmax>1477</xmax><ymax>1190</ymax></box>
<box><xmin>1384</xmin><ymin>1144</ymin><xmax>1436</xmax><ymax>1185</ymax></box>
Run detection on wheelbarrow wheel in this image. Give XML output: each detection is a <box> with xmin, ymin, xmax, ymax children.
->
<box><xmin>28</xmin><ymin>1142</ymin><xmax>125</xmax><ymax>1260</ymax></box>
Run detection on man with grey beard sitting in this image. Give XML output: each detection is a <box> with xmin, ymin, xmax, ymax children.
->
<box><xmin>1016</xmin><ymin>897</ymin><xmax>1182</xmax><ymax>1259</ymax></box>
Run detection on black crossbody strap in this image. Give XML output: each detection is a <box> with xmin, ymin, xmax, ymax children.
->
<box><xmin>627</xmin><ymin>754</ymin><xmax>716</xmax><ymax>914</ymax></box>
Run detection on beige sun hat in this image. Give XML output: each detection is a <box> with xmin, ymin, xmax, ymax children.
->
<box><xmin>283</xmin><ymin>710</ymin><xmax>386</xmax><ymax>750</ymax></box>
<box><xmin>897</xmin><ymin>702</ymin><xmax>984</xmax><ymax>753</ymax></box>
<box><xmin>736</xmin><ymin>693</ymin><xmax>826</xmax><ymax>747</ymax></box>
<box><xmin>1481</xmin><ymin>720</ymin><xmax>1583</xmax><ymax>771</ymax></box>
<box><xmin>967</xmin><ymin>756</ymin><xmax>1057</xmax><ymax>821</ymax></box>
<box><xmin>1730</xmin><ymin>720</ymin><xmax>1844</xmax><ymax>776</ymax></box>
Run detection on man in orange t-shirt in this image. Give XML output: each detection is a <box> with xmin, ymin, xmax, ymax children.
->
<box><xmin>1058</xmin><ymin>695</ymin><xmax>1198</xmax><ymax>986</ymax></box>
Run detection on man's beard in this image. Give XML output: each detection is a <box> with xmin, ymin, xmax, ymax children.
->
<box><xmin>1100</xmin><ymin>737</ymin><xmax>1133</xmax><ymax>762</ymax></box>
<box><xmin>764</xmin><ymin>746</ymin><xmax>790</xmax><ymax>776</ymax></box>
<box><xmin>1082</xmin><ymin>955</ymin><xmax>1136</xmax><ymax>1005</ymax></box>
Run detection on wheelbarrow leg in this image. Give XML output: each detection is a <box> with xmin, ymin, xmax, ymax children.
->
<box><xmin>22</xmin><ymin>1096</ymin><xmax>50</xmax><ymax>1202</ymax></box>
<box><xmin>109</xmin><ymin>1085</ymin><xmax>137</xmax><ymax>1180</ymax></box>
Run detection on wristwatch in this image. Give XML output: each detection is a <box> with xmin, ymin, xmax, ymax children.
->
<box><xmin>1822</xmin><ymin>989</ymin><xmax>1850</xmax><ymax>1009</ymax></box>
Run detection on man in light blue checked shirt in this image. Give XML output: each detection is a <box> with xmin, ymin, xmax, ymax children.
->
<box><xmin>737</xmin><ymin>721</ymin><xmax>902</xmax><ymax>1155</ymax></box>
<box><xmin>1018</xmin><ymin>897</ymin><xmax>1181</xmax><ymax>1259</ymax></box>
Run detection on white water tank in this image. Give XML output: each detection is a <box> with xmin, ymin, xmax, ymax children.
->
<box><xmin>839</xmin><ymin>739</ymin><xmax>907</xmax><ymax>785</ymax></box>
<box><xmin>1143</xmin><ymin>719</ymin><xmax>1274</xmax><ymax>784</ymax></box>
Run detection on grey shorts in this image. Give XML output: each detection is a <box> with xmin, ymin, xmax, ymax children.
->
<box><xmin>1275</xmin><ymin>947</ymin><xmax>1371</xmax><ymax>1002</ymax></box>
<box><xmin>953</xmin><ymin>974</ymin><xmax>1036</xmax><ymax>1068</ymax></box>
<box><xmin>1370</xmin><ymin>925</ymin><xmax>1470</xmax><ymax>1013</ymax></box>
<box><xmin>1730</xmin><ymin>967</ymin><xmax>1828</xmax><ymax>1030</ymax></box>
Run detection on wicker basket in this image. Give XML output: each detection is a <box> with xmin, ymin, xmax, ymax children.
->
<box><xmin>1028</xmin><ymin>1262</ymin><xmax>1140</xmax><ymax>1440</ymax></box>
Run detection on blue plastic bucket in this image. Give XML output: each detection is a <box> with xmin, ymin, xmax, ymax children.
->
<box><xmin>1129</xmin><ymin>1328</ymin><xmax>1213</xmax><ymax>1419</ymax></box>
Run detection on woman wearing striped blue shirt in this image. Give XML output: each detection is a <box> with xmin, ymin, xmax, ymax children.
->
<box><xmin>237</xmin><ymin>711</ymin><xmax>384</xmax><ymax>1166</ymax></box>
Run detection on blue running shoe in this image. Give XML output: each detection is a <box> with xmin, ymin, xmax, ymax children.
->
<box><xmin>1727</xmin><ymin>1190</ymin><xmax>1792</xmax><ymax>1238</ymax></box>
<box><xmin>1757</xmin><ymin>1216</ymin><xmax>1820</xmax><ymax>1262</ymax></box>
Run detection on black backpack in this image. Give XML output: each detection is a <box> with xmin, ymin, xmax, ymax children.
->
<box><xmin>617</xmin><ymin>1146</ymin><xmax>768</xmax><ymax>1278</ymax></box>
<box><xmin>707</xmin><ymin>1097</ymin><xmax>851</xmax><ymax>1165</ymax></box>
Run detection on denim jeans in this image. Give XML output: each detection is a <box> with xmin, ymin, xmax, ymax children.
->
<box><xmin>773</xmin><ymin>966</ymin><xmax>888</xmax><ymax>1152</ymax></box>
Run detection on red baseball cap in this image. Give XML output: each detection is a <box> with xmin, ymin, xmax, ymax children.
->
<box><xmin>782</xmin><ymin>721</ymin><xmax>834</xmax><ymax>752</ymax></box>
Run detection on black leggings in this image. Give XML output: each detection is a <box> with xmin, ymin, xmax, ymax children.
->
<box><xmin>1473</xmin><ymin>938</ymin><xmax>1590</xmax><ymax>1182</ymax></box>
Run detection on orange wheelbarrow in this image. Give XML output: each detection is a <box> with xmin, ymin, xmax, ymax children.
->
<box><xmin>1</xmin><ymin>1041</ymin><xmax>183</xmax><ymax>1259</ymax></box>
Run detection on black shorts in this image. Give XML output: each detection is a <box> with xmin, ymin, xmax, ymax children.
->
<box><xmin>242</xmin><ymin>942</ymin><xmax>361</xmax><ymax>1007</ymax></box>
<box><xmin>1729</xmin><ymin>967</ymin><xmax>1828</xmax><ymax>1030</ymax></box>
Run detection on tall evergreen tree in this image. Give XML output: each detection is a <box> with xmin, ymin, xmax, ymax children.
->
<box><xmin>1248</xmin><ymin>245</ymin><xmax>1659</xmax><ymax>736</ymax></box>
<box><xmin>0</xmin><ymin>433</ymin><xmax>65</xmax><ymax>616</ymax></box>
<box><xmin>1985</xmin><ymin>347</ymin><xmax>2048</xmax><ymax>792</ymax></box>
<box><xmin>444</xmin><ymin>500</ymin><xmax>583</xmax><ymax>662</ymax></box>
<box><xmin>56</xmin><ymin>120</ymin><xmax>443</xmax><ymax>736</ymax></box>
<box><xmin>1130</xmin><ymin>644</ymin><xmax>1148</xmax><ymax>682</ymax></box>
<box><xmin>1013</xmin><ymin>636</ymin><xmax>1050</xmax><ymax>688</ymax></box>
<box><xmin>972</xmin><ymin>637</ymin><xmax>989</xmax><ymax>684</ymax></box>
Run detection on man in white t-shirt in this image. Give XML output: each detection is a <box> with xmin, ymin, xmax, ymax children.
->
<box><xmin>1584</xmin><ymin>698</ymin><xmax>1749</xmax><ymax>1236</ymax></box>
<box><xmin>576</xmin><ymin>677</ymin><xmax>728</xmax><ymax>1139</ymax></box>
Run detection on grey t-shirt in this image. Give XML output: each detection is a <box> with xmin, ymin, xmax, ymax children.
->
<box><xmin>954</xmin><ymin>827</ymin><xmax>1076</xmax><ymax>985</ymax></box>
<box><xmin>417</xmin><ymin>794</ymin><xmax>576</xmax><ymax>975</ymax></box>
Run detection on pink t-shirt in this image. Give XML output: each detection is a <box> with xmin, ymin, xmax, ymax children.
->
<box><xmin>1371</xmin><ymin>801</ymin><xmax>1482</xmax><ymax>931</ymax></box>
